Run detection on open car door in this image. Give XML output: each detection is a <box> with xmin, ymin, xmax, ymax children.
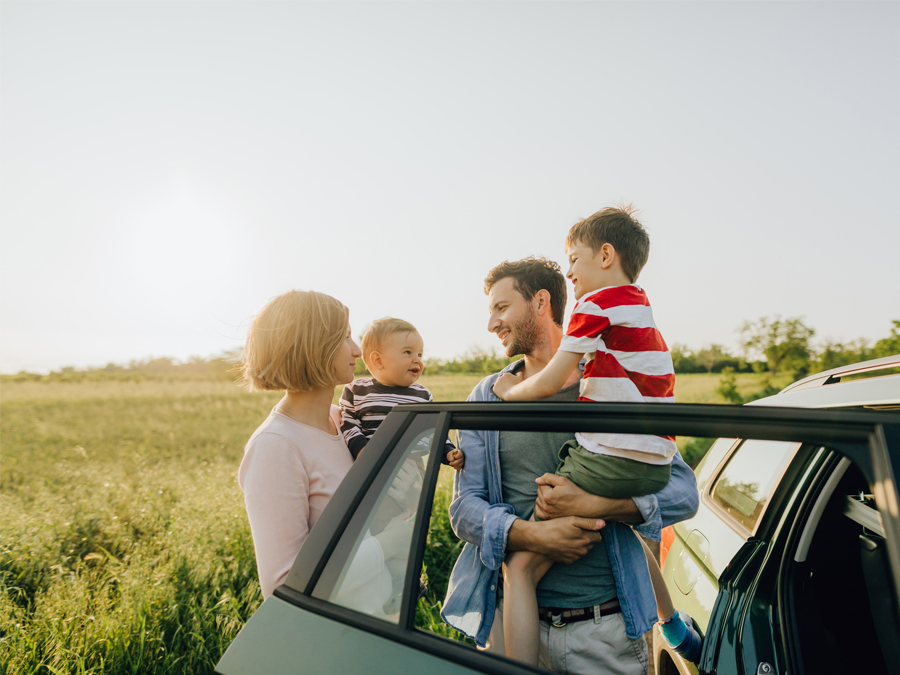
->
<box><xmin>216</xmin><ymin>403</ymin><xmax>899</xmax><ymax>675</ymax></box>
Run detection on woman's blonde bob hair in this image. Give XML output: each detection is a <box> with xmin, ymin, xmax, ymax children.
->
<box><xmin>240</xmin><ymin>290</ymin><xmax>350</xmax><ymax>392</ymax></box>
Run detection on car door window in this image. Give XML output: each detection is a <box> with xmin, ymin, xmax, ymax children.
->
<box><xmin>311</xmin><ymin>414</ymin><xmax>440</xmax><ymax>623</ymax></box>
<box><xmin>709</xmin><ymin>438</ymin><xmax>798</xmax><ymax>534</ymax></box>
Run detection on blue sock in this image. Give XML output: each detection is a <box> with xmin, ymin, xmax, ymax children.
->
<box><xmin>659</xmin><ymin>611</ymin><xmax>688</xmax><ymax>646</ymax></box>
<box><xmin>659</xmin><ymin>611</ymin><xmax>702</xmax><ymax>663</ymax></box>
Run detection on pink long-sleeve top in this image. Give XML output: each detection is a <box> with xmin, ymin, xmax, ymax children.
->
<box><xmin>238</xmin><ymin>405</ymin><xmax>357</xmax><ymax>598</ymax></box>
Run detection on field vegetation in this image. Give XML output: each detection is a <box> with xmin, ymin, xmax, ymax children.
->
<box><xmin>3</xmin><ymin>322</ymin><xmax>893</xmax><ymax>674</ymax></box>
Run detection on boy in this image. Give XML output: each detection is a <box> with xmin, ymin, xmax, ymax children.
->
<box><xmin>492</xmin><ymin>206</ymin><xmax>701</xmax><ymax>665</ymax></box>
<box><xmin>340</xmin><ymin>317</ymin><xmax>464</xmax><ymax>468</ymax></box>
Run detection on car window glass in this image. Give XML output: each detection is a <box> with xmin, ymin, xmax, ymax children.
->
<box><xmin>312</xmin><ymin>418</ymin><xmax>437</xmax><ymax>623</ymax></box>
<box><xmin>710</xmin><ymin>439</ymin><xmax>798</xmax><ymax>532</ymax></box>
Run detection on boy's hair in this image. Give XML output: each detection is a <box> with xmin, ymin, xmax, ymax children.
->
<box><xmin>361</xmin><ymin>317</ymin><xmax>419</xmax><ymax>370</ymax></box>
<box><xmin>240</xmin><ymin>290</ymin><xmax>349</xmax><ymax>392</ymax></box>
<box><xmin>483</xmin><ymin>256</ymin><xmax>566</xmax><ymax>327</ymax></box>
<box><xmin>566</xmin><ymin>205</ymin><xmax>649</xmax><ymax>283</ymax></box>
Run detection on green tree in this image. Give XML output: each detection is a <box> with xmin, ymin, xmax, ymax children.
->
<box><xmin>740</xmin><ymin>316</ymin><xmax>815</xmax><ymax>376</ymax></box>
<box><xmin>872</xmin><ymin>320</ymin><xmax>900</xmax><ymax>358</ymax></box>
<box><xmin>696</xmin><ymin>344</ymin><xmax>729</xmax><ymax>373</ymax></box>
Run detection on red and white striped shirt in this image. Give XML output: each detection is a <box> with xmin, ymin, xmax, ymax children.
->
<box><xmin>559</xmin><ymin>284</ymin><xmax>677</xmax><ymax>464</ymax></box>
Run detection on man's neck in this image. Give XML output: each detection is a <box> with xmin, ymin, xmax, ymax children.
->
<box><xmin>520</xmin><ymin>323</ymin><xmax>581</xmax><ymax>388</ymax></box>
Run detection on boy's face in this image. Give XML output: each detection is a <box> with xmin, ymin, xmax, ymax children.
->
<box><xmin>565</xmin><ymin>240</ymin><xmax>608</xmax><ymax>300</ymax></box>
<box><xmin>372</xmin><ymin>331</ymin><xmax>424</xmax><ymax>387</ymax></box>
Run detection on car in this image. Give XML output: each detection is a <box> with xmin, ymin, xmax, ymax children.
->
<box><xmin>653</xmin><ymin>354</ymin><xmax>900</xmax><ymax>675</ymax></box>
<box><xmin>216</xmin><ymin>360</ymin><xmax>900</xmax><ymax>675</ymax></box>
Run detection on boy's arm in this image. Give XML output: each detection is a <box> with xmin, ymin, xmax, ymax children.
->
<box><xmin>492</xmin><ymin>350</ymin><xmax>582</xmax><ymax>400</ymax></box>
<box><xmin>338</xmin><ymin>385</ymin><xmax>368</xmax><ymax>459</ymax></box>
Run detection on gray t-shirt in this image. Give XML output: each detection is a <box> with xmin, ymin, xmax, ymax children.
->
<box><xmin>499</xmin><ymin>380</ymin><xmax>618</xmax><ymax>608</ymax></box>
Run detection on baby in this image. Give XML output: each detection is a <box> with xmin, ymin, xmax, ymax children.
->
<box><xmin>493</xmin><ymin>206</ymin><xmax>701</xmax><ymax>665</ymax></box>
<box><xmin>340</xmin><ymin>316</ymin><xmax>464</xmax><ymax>468</ymax></box>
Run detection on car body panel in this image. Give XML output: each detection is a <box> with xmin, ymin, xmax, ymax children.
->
<box><xmin>216</xmin><ymin>595</ymin><xmax>482</xmax><ymax>675</ymax></box>
<box><xmin>750</xmin><ymin>374</ymin><xmax>900</xmax><ymax>409</ymax></box>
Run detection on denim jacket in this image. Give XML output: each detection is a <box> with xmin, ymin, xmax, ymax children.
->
<box><xmin>440</xmin><ymin>361</ymin><xmax>699</xmax><ymax>646</ymax></box>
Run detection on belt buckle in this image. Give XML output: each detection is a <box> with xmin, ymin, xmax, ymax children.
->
<box><xmin>551</xmin><ymin>613</ymin><xmax>565</xmax><ymax>628</ymax></box>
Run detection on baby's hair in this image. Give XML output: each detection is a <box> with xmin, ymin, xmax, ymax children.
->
<box><xmin>240</xmin><ymin>289</ymin><xmax>349</xmax><ymax>392</ymax></box>
<box><xmin>361</xmin><ymin>317</ymin><xmax>419</xmax><ymax>370</ymax></box>
<box><xmin>566</xmin><ymin>204</ymin><xmax>650</xmax><ymax>283</ymax></box>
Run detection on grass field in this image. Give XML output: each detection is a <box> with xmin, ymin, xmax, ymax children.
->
<box><xmin>1</xmin><ymin>371</ymin><xmax>784</xmax><ymax>673</ymax></box>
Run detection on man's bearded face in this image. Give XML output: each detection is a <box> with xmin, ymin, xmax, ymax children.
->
<box><xmin>502</xmin><ymin>305</ymin><xmax>542</xmax><ymax>357</ymax></box>
<box><xmin>487</xmin><ymin>276</ymin><xmax>546</xmax><ymax>358</ymax></box>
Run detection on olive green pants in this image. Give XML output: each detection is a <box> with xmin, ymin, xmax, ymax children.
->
<box><xmin>556</xmin><ymin>439</ymin><xmax>671</xmax><ymax>499</ymax></box>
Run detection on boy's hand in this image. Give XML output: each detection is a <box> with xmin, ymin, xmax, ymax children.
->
<box><xmin>492</xmin><ymin>371</ymin><xmax>523</xmax><ymax>400</ymax></box>
<box><xmin>446</xmin><ymin>449</ymin><xmax>465</xmax><ymax>471</ymax></box>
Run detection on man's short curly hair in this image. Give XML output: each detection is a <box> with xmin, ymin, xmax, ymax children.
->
<box><xmin>484</xmin><ymin>256</ymin><xmax>566</xmax><ymax>326</ymax></box>
<box><xmin>566</xmin><ymin>204</ymin><xmax>649</xmax><ymax>283</ymax></box>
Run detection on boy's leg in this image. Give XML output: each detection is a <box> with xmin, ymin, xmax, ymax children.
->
<box><xmin>502</xmin><ymin>549</ymin><xmax>555</xmax><ymax>665</ymax></box>
<box><xmin>638</xmin><ymin>536</ymin><xmax>702</xmax><ymax>663</ymax></box>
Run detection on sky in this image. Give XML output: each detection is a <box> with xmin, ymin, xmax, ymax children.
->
<box><xmin>2</xmin><ymin>1</ymin><xmax>898</xmax><ymax>374</ymax></box>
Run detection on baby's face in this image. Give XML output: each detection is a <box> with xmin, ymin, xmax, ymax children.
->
<box><xmin>375</xmin><ymin>331</ymin><xmax>424</xmax><ymax>387</ymax></box>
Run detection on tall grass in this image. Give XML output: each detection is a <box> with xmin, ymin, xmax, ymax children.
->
<box><xmin>1</xmin><ymin>372</ymin><xmax>774</xmax><ymax>673</ymax></box>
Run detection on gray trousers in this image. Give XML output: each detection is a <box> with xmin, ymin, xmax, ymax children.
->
<box><xmin>484</xmin><ymin>601</ymin><xmax>649</xmax><ymax>675</ymax></box>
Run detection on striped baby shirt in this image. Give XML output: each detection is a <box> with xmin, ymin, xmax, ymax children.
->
<box><xmin>339</xmin><ymin>378</ymin><xmax>438</xmax><ymax>459</ymax></box>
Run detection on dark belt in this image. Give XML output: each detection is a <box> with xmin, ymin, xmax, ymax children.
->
<box><xmin>538</xmin><ymin>599</ymin><xmax>621</xmax><ymax>627</ymax></box>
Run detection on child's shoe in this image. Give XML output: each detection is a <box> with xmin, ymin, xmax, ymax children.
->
<box><xmin>659</xmin><ymin>610</ymin><xmax>702</xmax><ymax>663</ymax></box>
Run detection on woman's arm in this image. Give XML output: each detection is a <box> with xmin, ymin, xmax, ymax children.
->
<box><xmin>239</xmin><ymin>433</ymin><xmax>311</xmax><ymax>598</ymax></box>
<box><xmin>492</xmin><ymin>350</ymin><xmax>582</xmax><ymax>401</ymax></box>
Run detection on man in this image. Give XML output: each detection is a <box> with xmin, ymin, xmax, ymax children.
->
<box><xmin>441</xmin><ymin>257</ymin><xmax>699</xmax><ymax>674</ymax></box>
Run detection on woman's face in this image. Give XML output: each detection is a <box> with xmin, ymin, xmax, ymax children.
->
<box><xmin>332</xmin><ymin>328</ymin><xmax>362</xmax><ymax>385</ymax></box>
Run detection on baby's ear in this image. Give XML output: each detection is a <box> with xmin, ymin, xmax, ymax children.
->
<box><xmin>369</xmin><ymin>351</ymin><xmax>383</xmax><ymax>370</ymax></box>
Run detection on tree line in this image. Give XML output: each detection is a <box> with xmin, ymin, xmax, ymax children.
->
<box><xmin>4</xmin><ymin>318</ymin><xmax>897</xmax><ymax>383</ymax></box>
<box><xmin>671</xmin><ymin>317</ymin><xmax>899</xmax><ymax>378</ymax></box>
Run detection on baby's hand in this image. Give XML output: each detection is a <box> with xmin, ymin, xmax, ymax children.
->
<box><xmin>492</xmin><ymin>371</ymin><xmax>523</xmax><ymax>400</ymax></box>
<box><xmin>446</xmin><ymin>449</ymin><xmax>465</xmax><ymax>471</ymax></box>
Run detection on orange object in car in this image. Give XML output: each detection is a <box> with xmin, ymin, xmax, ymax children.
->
<box><xmin>659</xmin><ymin>525</ymin><xmax>675</xmax><ymax>567</ymax></box>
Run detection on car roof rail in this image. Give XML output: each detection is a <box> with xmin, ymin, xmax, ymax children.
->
<box><xmin>779</xmin><ymin>354</ymin><xmax>900</xmax><ymax>394</ymax></box>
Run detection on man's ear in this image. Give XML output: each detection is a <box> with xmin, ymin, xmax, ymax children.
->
<box><xmin>534</xmin><ymin>289</ymin><xmax>552</xmax><ymax>317</ymax></box>
<box><xmin>600</xmin><ymin>243</ymin><xmax>616</xmax><ymax>269</ymax></box>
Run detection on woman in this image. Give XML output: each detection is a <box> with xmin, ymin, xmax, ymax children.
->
<box><xmin>237</xmin><ymin>289</ymin><xmax>365</xmax><ymax>598</ymax></box>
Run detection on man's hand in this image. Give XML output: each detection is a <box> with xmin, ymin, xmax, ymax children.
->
<box><xmin>533</xmin><ymin>473</ymin><xmax>644</xmax><ymax>523</ymax></box>
<box><xmin>492</xmin><ymin>371</ymin><xmax>523</xmax><ymax>400</ymax></box>
<box><xmin>534</xmin><ymin>473</ymin><xmax>596</xmax><ymax>520</ymax></box>
<box><xmin>446</xmin><ymin>448</ymin><xmax>465</xmax><ymax>471</ymax></box>
<box><xmin>507</xmin><ymin>516</ymin><xmax>606</xmax><ymax>564</ymax></box>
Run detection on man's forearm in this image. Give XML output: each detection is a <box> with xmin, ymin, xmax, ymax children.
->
<box><xmin>534</xmin><ymin>474</ymin><xmax>644</xmax><ymax>523</ymax></box>
<box><xmin>578</xmin><ymin>494</ymin><xmax>643</xmax><ymax>523</ymax></box>
<box><xmin>505</xmin><ymin>516</ymin><xmax>605</xmax><ymax>564</ymax></box>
